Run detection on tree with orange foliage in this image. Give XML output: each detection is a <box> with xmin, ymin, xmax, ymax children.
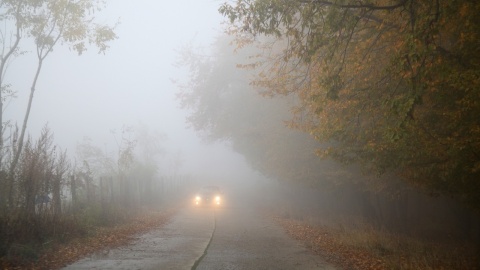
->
<box><xmin>220</xmin><ymin>0</ymin><xmax>480</xmax><ymax>209</ymax></box>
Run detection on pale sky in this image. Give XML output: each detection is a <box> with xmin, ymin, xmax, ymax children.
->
<box><xmin>4</xmin><ymin>0</ymin><xmax>256</xmax><ymax>183</ymax></box>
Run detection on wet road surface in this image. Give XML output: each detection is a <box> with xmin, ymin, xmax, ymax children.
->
<box><xmin>63</xmin><ymin>203</ymin><xmax>336</xmax><ymax>270</ymax></box>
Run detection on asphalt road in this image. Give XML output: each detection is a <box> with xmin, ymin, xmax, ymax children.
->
<box><xmin>63</xmin><ymin>202</ymin><xmax>337</xmax><ymax>270</ymax></box>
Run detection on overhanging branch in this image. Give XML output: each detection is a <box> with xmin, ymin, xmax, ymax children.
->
<box><xmin>299</xmin><ymin>0</ymin><xmax>408</xmax><ymax>10</ymax></box>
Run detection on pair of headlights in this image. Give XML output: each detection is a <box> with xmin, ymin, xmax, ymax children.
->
<box><xmin>195</xmin><ymin>195</ymin><xmax>221</xmax><ymax>204</ymax></box>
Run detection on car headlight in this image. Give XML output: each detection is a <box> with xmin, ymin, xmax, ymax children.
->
<box><xmin>195</xmin><ymin>196</ymin><xmax>201</xmax><ymax>201</ymax></box>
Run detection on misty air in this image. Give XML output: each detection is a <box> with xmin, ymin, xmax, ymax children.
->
<box><xmin>0</xmin><ymin>0</ymin><xmax>479</xmax><ymax>269</ymax></box>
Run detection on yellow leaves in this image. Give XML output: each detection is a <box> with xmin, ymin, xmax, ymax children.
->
<box><xmin>219</xmin><ymin>0</ymin><xmax>480</xmax><ymax>208</ymax></box>
<box><xmin>459</xmin><ymin>2</ymin><xmax>469</xmax><ymax>18</ymax></box>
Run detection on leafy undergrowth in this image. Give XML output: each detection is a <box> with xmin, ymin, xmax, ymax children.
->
<box><xmin>273</xmin><ymin>216</ymin><xmax>479</xmax><ymax>270</ymax></box>
<box><xmin>0</xmin><ymin>208</ymin><xmax>176</xmax><ymax>270</ymax></box>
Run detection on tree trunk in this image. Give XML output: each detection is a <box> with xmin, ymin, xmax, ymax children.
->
<box><xmin>0</xmin><ymin>14</ymin><xmax>21</xmax><ymax>170</ymax></box>
<box><xmin>52</xmin><ymin>174</ymin><xmax>61</xmax><ymax>217</ymax></box>
<box><xmin>8</xmin><ymin>60</ymin><xmax>44</xmax><ymax>209</ymax></box>
<box><xmin>110</xmin><ymin>176</ymin><xmax>114</xmax><ymax>204</ymax></box>
<box><xmin>70</xmin><ymin>175</ymin><xmax>77</xmax><ymax>212</ymax></box>
<box><xmin>25</xmin><ymin>176</ymin><xmax>36</xmax><ymax>218</ymax></box>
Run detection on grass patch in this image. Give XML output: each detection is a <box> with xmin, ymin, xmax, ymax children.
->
<box><xmin>336</xmin><ymin>225</ymin><xmax>477</xmax><ymax>269</ymax></box>
<box><xmin>274</xmin><ymin>216</ymin><xmax>479</xmax><ymax>270</ymax></box>
<box><xmin>0</xmin><ymin>206</ymin><xmax>176</xmax><ymax>269</ymax></box>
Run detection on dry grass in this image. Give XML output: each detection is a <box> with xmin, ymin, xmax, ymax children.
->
<box><xmin>0</xmin><ymin>207</ymin><xmax>176</xmax><ymax>269</ymax></box>
<box><xmin>274</xmin><ymin>215</ymin><xmax>479</xmax><ymax>270</ymax></box>
<box><xmin>334</xmin><ymin>225</ymin><xmax>478</xmax><ymax>270</ymax></box>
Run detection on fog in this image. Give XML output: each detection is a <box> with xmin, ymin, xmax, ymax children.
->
<box><xmin>2</xmin><ymin>0</ymin><xmax>479</xmax><ymax>255</ymax></box>
<box><xmin>4</xmin><ymin>0</ymin><xmax>258</xmax><ymax>188</ymax></box>
<box><xmin>2</xmin><ymin>2</ymin><xmax>480</xmax><ymax>269</ymax></box>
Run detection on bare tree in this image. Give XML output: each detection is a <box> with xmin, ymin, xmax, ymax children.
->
<box><xmin>0</xmin><ymin>0</ymin><xmax>117</xmax><ymax>209</ymax></box>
